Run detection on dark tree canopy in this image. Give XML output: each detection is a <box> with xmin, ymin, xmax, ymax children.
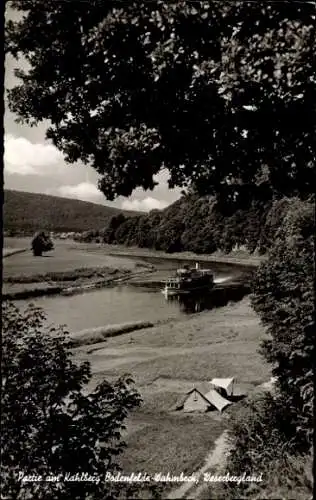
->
<box><xmin>6</xmin><ymin>1</ymin><xmax>315</xmax><ymax>201</ymax></box>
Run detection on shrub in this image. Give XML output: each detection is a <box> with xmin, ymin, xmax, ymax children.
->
<box><xmin>31</xmin><ymin>231</ymin><xmax>54</xmax><ymax>256</ymax></box>
<box><xmin>221</xmin><ymin>394</ymin><xmax>313</xmax><ymax>499</ymax></box>
<box><xmin>219</xmin><ymin>198</ymin><xmax>314</xmax><ymax>498</ymax></box>
<box><xmin>1</xmin><ymin>302</ymin><xmax>141</xmax><ymax>500</ymax></box>
<box><xmin>252</xmin><ymin>198</ymin><xmax>315</xmax><ymax>447</ymax></box>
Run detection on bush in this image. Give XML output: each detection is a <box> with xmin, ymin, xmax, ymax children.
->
<box><xmin>31</xmin><ymin>231</ymin><xmax>54</xmax><ymax>256</ymax></box>
<box><xmin>218</xmin><ymin>198</ymin><xmax>314</xmax><ymax>499</ymax></box>
<box><xmin>1</xmin><ymin>302</ymin><xmax>141</xmax><ymax>500</ymax></box>
<box><xmin>220</xmin><ymin>394</ymin><xmax>313</xmax><ymax>499</ymax></box>
<box><xmin>252</xmin><ymin>198</ymin><xmax>314</xmax><ymax>447</ymax></box>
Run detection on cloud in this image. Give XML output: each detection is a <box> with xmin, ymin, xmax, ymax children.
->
<box><xmin>4</xmin><ymin>134</ymin><xmax>64</xmax><ymax>176</ymax></box>
<box><xmin>57</xmin><ymin>182</ymin><xmax>103</xmax><ymax>202</ymax></box>
<box><xmin>121</xmin><ymin>197</ymin><xmax>169</xmax><ymax>212</ymax></box>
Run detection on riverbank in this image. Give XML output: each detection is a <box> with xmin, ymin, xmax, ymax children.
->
<box><xmin>102</xmin><ymin>244</ymin><xmax>265</xmax><ymax>269</ymax></box>
<box><xmin>73</xmin><ymin>298</ymin><xmax>270</xmax><ymax>498</ymax></box>
<box><xmin>69</xmin><ymin>320</ymin><xmax>156</xmax><ymax>347</ymax></box>
<box><xmin>3</xmin><ymin>238</ymin><xmax>256</xmax><ymax>300</ymax></box>
<box><xmin>2</xmin><ymin>239</ymin><xmax>154</xmax><ymax>299</ymax></box>
<box><xmin>2</xmin><ymin>266</ymin><xmax>135</xmax><ymax>299</ymax></box>
<box><xmin>4</xmin><ymin>238</ymin><xmax>266</xmax><ymax>268</ymax></box>
<box><xmin>3</xmin><ymin>247</ymin><xmax>28</xmax><ymax>258</ymax></box>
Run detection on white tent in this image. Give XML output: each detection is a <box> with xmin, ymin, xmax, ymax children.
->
<box><xmin>210</xmin><ymin>377</ymin><xmax>235</xmax><ymax>396</ymax></box>
<box><xmin>203</xmin><ymin>389</ymin><xmax>232</xmax><ymax>413</ymax></box>
<box><xmin>180</xmin><ymin>387</ymin><xmax>232</xmax><ymax>413</ymax></box>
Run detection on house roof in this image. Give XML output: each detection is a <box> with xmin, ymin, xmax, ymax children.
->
<box><xmin>209</xmin><ymin>378</ymin><xmax>235</xmax><ymax>391</ymax></box>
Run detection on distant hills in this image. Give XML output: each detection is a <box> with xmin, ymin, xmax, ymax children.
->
<box><xmin>3</xmin><ymin>190</ymin><xmax>139</xmax><ymax>234</ymax></box>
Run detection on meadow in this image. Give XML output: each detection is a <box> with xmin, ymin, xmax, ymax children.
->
<box><xmin>3</xmin><ymin>238</ymin><xmax>136</xmax><ymax>279</ymax></box>
<box><xmin>74</xmin><ymin>298</ymin><xmax>271</xmax><ymax>497</ymax></box>
<box><xmin>3</xmin><ymin>238</ymin><xmax>140</xmax><ymax>298</ymax></box>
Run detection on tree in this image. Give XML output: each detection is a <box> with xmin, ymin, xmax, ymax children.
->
<box><xmin>1</xmin><ymin>302</ymin><xmax>141</xmax><ymax>500</ymax></box>
<box><xmin>102</xmin><ymin>213</ymin><xmax>126</xmax><ymax>244</ymax></box>
<box><xmin>252</xmin><ymin>198</ymin><xmax>315</xmax><ymax>447</ymax></box>
<box><xmin>31</xmin><ymin>231</ymin><xmax>54</xmax><ymax>256</ymax></box>
<box><xmin>209</xmin><ymin>197</ymin><xmax>315</xmax><ymax>500</ymax></box>
<box><xmin>6</xmin><ymin>1</ymin><xmax>315</xmax><ymax>202</ymax></box>
<box><xmin>258</xmin><ymin>197</ymin><xmax>291</xmax><ymax>252</ymax></box>
<box><xmin>221</xmin><ymin>392</ymin><xmax>313</xmax><ymax>499</ymax></box>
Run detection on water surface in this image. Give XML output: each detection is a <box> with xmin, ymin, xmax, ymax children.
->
<box><xmin>18</xmin><ymin>286</ymin><xmax>184</xmax><ymax>332</ymax></box>
<box><xmin>17</xmin><ymin>255</ymin><xmax>246</xmax><ymax>332</ymax></box>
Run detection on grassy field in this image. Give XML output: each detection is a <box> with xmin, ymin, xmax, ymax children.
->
<box><xmin>74</xmin><ymin>298</ymin><xmax>270</xmax><ymax>497</ymax></box>
<box><xmin>2</xmin><ymin>239</ymin><xmax>145</xmax><ymax>299</ymax></box>
<box><xmin>3</xmin><ymin>239</ymin><xmax>138</xmax><ymax>280</ymax></box>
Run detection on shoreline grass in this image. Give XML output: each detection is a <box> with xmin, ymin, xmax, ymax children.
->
<box><xmin>74</xmin><ymin>298</ymin><xmax>270</xmax><ymax>496</ymax></box>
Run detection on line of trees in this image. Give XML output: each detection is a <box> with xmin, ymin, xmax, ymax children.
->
<box><xmin>78</xmin><ymin>195</ymin><xmax>295</xmax><ymax>256</ymax></box>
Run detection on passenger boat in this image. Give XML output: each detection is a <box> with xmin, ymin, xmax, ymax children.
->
<box><xmin>162</xmin><ymin>263</ymin><xmax>214</xmax><ymax>296</ymax></box>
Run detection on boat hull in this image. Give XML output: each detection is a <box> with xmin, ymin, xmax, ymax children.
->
<box><xmin>162</xmin><ymin>284</ymin><xmax>212</xmax><ymax>297</ymax></box>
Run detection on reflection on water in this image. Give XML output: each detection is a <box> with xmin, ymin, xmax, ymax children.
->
<box><xmin>164</xmin><ymin>284</ymin><xmax>250</xmax><ymax>314</ymax></box>
<box><xmin>18</xmin><ymin>281</ymin><xmax>250</xmax><ymax>332</ymax></box>
<box><xmin>18</xmin><ymin>286</ymin><xmax>184</xmax><ymax>332</ymax></box>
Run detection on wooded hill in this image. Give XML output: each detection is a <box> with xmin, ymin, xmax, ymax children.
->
<box><xmin>3</xmin><ymin>190</ymin><xmax>139</xmax><ymax>234</ymax></box>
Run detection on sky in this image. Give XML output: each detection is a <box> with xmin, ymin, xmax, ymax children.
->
<box><xmin>4</xmin><ymin>6</ymin><xmax>181</xmax><ymax>212</ymax></box>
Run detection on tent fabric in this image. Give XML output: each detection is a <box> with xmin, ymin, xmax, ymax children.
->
<box><xmin>210</xmin><ymin>377</ymin><xmax>234</xmax><ymax>395</ymax></box>
<box><xmin>174</xmin><ymin>386</ymin><xmax>232</xmax><ymax>413</ymax></box>
<box><xmin>203</xmin><ymin>389</ymin><xmax>232</xmax><ymax>412</ymax></box>
<box><xmin>183</xmin><ymin>389</ymin><xmax>211</xmax><ymax>412</ymax></box>
<box><xmin>173</xmin><ymin>385</ymin><xmax>209</xmax><ymax>411</ymax></box>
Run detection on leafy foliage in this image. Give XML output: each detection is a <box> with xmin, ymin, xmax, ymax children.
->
<box><xmin>252</xmin><ymin>198</ymin><xmax>315</xmax><ymax>446</ymax></box>
<box><xmin>6</xmin><ymin>1</ymin><xmax>315</xmax><ymax>201</ymax></box>
<box><xmin>102</xmin><ymin>213</ymin><xmax>126</xmax><ymax>245</ymax></box>
<box><xmin>31</xmin><ymin>231</ymin><xmax>54</xmax><ymax>256</ymax></box>
<box><xmin>1</xmin><ymin>302</ymin><xmax>141</xmax><ymax>500</ymax></box>
<box><xmin>221</xmin><ymin>394</ymin><xmax>314</xmax><ymax>499</ymax></box>
<box><xmin>87</xmin><ymin>194</ymin><xmax>274</xmax><ymax>254</ymax></box>
<box><xmin>218</xmin><ymin>197</ymin><xmax>314</xmax><ymax>500</ymax></box>
<box><xmin>228</xmin><ymin>394</ymin><xmax>302</xmax><ymax>477</ymax></box>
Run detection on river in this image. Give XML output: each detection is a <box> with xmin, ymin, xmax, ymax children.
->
<box><xmin>16</xmin><ymin>255</ymin><xmax>245</xmax><ymax>333</ymax></box>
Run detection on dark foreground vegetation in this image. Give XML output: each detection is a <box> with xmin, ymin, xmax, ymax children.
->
<box><xmin>1</xmin><ymin>303</ymin><xmax>142</xmax><ymax>500</ymax></box>
<box><xmin>4</xmin><ymin>0</ymin><xmax>315</xmax><ymax>498</ymax></box>
<box><xmin>221</xmin><ymin>198</ymin><xmax>315</xmax><ymax>499</ymax></box>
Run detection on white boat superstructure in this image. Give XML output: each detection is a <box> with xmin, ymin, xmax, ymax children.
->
<box><xmin>162</xmin><ymin>262</ymin><xmax>214</xmax><ymax>296</ymax></box>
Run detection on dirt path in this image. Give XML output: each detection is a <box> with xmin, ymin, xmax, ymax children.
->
<box><xmin>167</xmin><ymin>430</ymin><xmax>230</xmax><ymax>499</ymax></box>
